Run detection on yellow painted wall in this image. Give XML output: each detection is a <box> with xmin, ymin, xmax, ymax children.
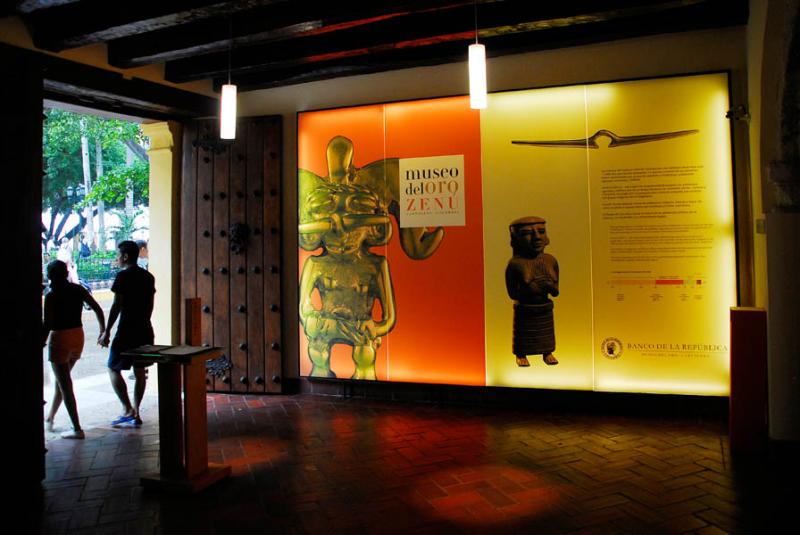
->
<box><xmin>142</xmin><ymin>122</ymin><xmax>182</xmax><ymax>345</ymax></box>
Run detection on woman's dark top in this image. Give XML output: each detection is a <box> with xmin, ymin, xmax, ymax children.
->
<box><xmin>44</xmin><ymin>282</ymin><xmax>87</xmax><ymax>331</ymax></box>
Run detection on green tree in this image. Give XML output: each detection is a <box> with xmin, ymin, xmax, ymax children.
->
<box><xmin>42</xmin><ymin>109</ymin><xmax>85</xmax><ymax>246</ymax></box>
<box><xmin>80</xmin><ymin>159</ymin><xmax>149</xmax><ymax>207</ymax></box>
<box><xmin>42</xmin><ymin>109</ymin><xmax>149</xmax><ymax>249</ymax></box>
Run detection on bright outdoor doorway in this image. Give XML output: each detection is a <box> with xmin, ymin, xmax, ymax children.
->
<box><xmin>41</xmin><ymin>104</ymin><xmax>158</xmax><ymax>438</ymax></box>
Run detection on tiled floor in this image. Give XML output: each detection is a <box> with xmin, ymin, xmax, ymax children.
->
<box><xmin>43</xmin><ymin>369</ymin><xmax>160</xmax><ymax>440</ymax></box>
<box><xmin>36</xmin><ymin>394</ymin><xmax>796</xmax><ymax>534</ymax></box>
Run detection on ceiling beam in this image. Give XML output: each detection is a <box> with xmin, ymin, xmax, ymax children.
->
<box><xmin>38</xmin><ymin>52</ymin><xmax>217</xmax><ymax>119</ymax></box>
<box><xmin>0</xmin><ymin>42</ymin><xmax>216</xmax><ymax>119</ymax></box>
<box><xmin>163</xmin><ymin>0</ymin><xmax>573</xmax><ymax>83</ymax></box>
<box><xmin>167</xmin><ymin>0</ymin><xmax>737</xmax><ymax>85</ymax></box>
<box><xmin>0</xmin><ymin>1</ymin><xmax>78</xmax><ymax>17</ymax></box>
<box><xmin>24</xmin><ymin>0</ymin><xmax>287</xmax><ymax>51</ymax></box>
<box><xmin>9</xmin><ymin>0</ymin><xmax>748</xmax><ymax>93</ymax></box>
<box><xmin>215</xmin><ymin>0</ymin><xmax>747</xmax><ymax>92</ymax></box>
<box><xmin>107</xmin><ymin>0</ymin><xmax>483</xmax><ymax>68</ymax></box>
<box><xmin>216</xmin><ymin>42</ymin><xmax>472</xmax><ymax>92</ymax></box>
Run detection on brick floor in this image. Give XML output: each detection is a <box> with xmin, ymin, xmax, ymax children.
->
<box><xmin>32</xmin><ymin>394</ymin><xmax>797</xmax><ymax>534</ymax></box>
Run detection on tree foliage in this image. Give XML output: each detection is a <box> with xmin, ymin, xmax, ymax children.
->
<box><xmin>42</xmin><ymin>108</ymin><xmax>149</xmax><ymax>248</ymax></box>
<box><xmin>80</xmin><ymin>160</ymin><xmax>149</xmax><ymax>207</ymax></box>
<box><xmin>42</xmin><ymin>110</ymin><xmax>84</xmax><ymax>216</ymax></box>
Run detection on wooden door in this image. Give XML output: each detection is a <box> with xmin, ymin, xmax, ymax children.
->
<box><xmin>181</xmin><ymin>117</ymin><xmax>282</xmax><ymax>393</ymax></box>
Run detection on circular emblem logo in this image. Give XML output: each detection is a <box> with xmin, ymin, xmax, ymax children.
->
<box><xmin>601</xmin><ymin>337</ymin><xmax>623</xmax><ymax>359</ymax></box>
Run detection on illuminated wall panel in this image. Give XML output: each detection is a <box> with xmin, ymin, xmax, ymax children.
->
<box><xmin>584</xmin><ymin>75</ymin><xmax>736</xmax><ymax>395</ymax></box>
<box><xmin>297</xmin><ymin>73</ymin><xmax>736</xmax><ymax>395</ymax></box>
<box><xmin>481</xmin><ymin>86</ymin><xmax>595</xmax><ymax>390</ymax></box>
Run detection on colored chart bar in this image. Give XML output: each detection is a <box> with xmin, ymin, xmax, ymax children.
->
<box><xmin>609</xmin><ymin>278</ymin><xmax>705</xmax><ymax>286</ymax></box>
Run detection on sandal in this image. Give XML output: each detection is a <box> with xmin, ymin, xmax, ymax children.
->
<box><xmin>61</xmin><ymin>429</ymin><xmax>85</xmax><ymax>439</ymax></box>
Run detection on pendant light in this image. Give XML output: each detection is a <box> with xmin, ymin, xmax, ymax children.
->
<box><xmin>469</xmin><ymin>1</ymin><xmax>487</xmax><ymax>109</ymax></box>
<box><xmin>220</xmin><ymin>15</ymin><xmax>237</xmax><ymax>139</ymax></box>
<box><xmin>220</xmin><ymin>83</ymin><xmax>237</xmax><ymax>140</ymax></box>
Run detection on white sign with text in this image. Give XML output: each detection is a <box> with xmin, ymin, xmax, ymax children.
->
<box><xmin>398</xmin><ymin>155</ymin><xmax>465</xmax><ymax>228</ymax></box>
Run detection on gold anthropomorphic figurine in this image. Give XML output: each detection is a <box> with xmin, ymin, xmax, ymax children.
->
<box><xmin>298</xmin><ymin>136</ymin><xmax>444</xmax><ymax>379</ymax></box>
<box><xmin>505</xmin><ymin>217</ymin><xmax>560</xmax><ymax>367</ymax></box>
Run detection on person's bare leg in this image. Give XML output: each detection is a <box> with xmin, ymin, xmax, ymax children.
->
<box><xmin>51</xmin><ymin>361</ymin><xmax>83</xmax><ymax>438</ymax></box>
<box><xmin>46</xmin><ymin>360</ymin><xmax>79</xmax><ymax>426</ymax></box>
<box><xmin>108</xmin><ymin>369</ymin><xmax>134</xmax><ymax>417</ymax></box>
<box><xmin>132</xmin><ymin>367</ymin><xmax>147</xmax><ymax>421</ymax></box>
<box><xmin>46</xmin><ymin>371</ymin><xmax>63</xmax><ymax>429</ymax></box>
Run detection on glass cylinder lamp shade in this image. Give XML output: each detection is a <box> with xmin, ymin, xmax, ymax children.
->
<box><xmin>220</xmin><ymin>84</ymin><xmax>237</xmax><ymax>139</ymax></box>
<box><xmin>469</xmin><ymin>43</ymin><xmax>487</xmax><ymax>110</ymax></box>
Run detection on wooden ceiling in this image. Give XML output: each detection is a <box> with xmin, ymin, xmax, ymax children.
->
<box><xmin>7</xmin><ymin>0</ymin><xmax>747</xmax><ymax>94</ymax></box>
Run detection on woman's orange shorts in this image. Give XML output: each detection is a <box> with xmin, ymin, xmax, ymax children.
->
<box><xmin>48</xmin><ymin>327</ymin><xmax>84</xmax><ymax>364</ymax></box>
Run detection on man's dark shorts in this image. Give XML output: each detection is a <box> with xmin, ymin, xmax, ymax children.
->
<box><xmin>107</xmin><ymin>334</ymin><xmax>154</xmax><ymax>371</ymax></box>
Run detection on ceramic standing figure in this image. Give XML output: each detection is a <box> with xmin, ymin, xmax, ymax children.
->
<box><xmin>505</xmin><ymin>216</ymin><xmax>560</xmax><ymax>367</ymax></box>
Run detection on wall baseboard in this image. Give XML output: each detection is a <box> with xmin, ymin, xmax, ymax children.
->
<box><xmin>289</xmin><ymin>377</ymin><xmax>729</xmax><ymax>421</ymax></box>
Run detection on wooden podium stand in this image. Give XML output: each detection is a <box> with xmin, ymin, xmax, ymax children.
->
<box><xmin>124</xmin><ymin>298</ymin><xmax>231</xmax><ymax>492</ymax></box>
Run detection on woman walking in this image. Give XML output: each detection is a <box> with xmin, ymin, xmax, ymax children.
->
<box><xmin>42</xmin><ymin>260</ymin><xmax>106</xmax><ymax>439</ymax></box>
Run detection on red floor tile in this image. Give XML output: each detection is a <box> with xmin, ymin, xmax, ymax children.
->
<box><xmin>32</xmin><ymin>393</ymin><xmax>798</xmax><ymax>534</ymax></box>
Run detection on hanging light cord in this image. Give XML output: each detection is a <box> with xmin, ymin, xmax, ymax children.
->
<box><xmin>474</xmin><ymin>0</ymin><xmax>478</xmax><ymax>44</ymax></box>
<box><xmin>227</xmin><ymin>14</ymin><xmax>233</xmax><ymax>85</ymax></box>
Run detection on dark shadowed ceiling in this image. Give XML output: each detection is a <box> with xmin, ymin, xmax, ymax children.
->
<box><xmin>1</xmin><ymin>0</ymin><xmax>748</xmax><ymax>118</ymax></box>
<box><xmin>7</xmin><ymin>0</ymin><xmax>748</xmax><ymax>92</ymax></box>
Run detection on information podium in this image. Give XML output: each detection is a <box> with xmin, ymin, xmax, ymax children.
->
<box><xmin>123</xmin><ymin>299</ymin><xmax>231</xmax><ymax>492</ymax></box>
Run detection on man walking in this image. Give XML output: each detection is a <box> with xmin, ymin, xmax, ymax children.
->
<box><xmin>100</xmin><ymin>240</ymin><xmax>156</xmax><ymax>427</ymax></box>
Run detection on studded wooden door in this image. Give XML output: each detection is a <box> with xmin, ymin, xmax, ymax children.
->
<box><xmin>181</xmin><ymin>117</ymin><xmax>282</xmax><ymax>393</ymax></box>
